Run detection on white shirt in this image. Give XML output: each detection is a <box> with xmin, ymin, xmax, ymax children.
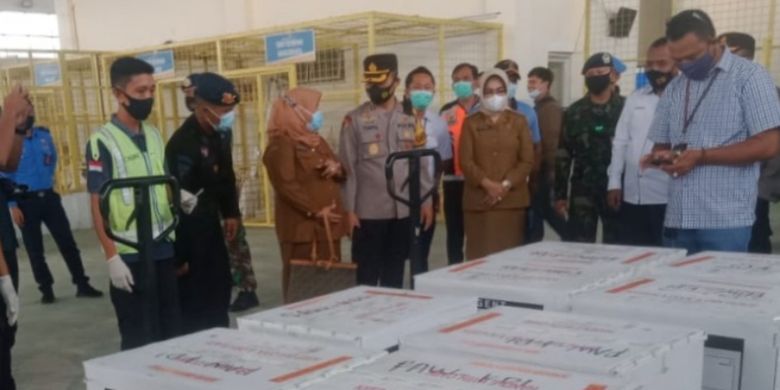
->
<box><xmin>607</xmin><ymin>85</ymin><xmax>669</xmax><ymax>205</ymax></box>
<box><xmin>423</xmin><ymin>109</ymin><xmax>452</xmax><ymax>178</ymax></box>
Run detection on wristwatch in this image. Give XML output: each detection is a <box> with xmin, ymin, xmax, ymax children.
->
<box><xmin>501</xmin><ymin>180</ymin><xmax>512</xmax><ymax>190</ymax></box>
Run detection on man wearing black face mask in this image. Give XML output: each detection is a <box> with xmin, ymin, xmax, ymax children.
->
<box><xmin>339</xmin><ymin>53</ymin><xmax>434</xmax><ymax>287</ymax></box>
<box><xmin>645</xmin><ymin>10</ymin><xmax>780</xmax><ymax>254</ymax></box>
<box><xmin>554</xmin><ymin>52</ymin><xmax>625</xmax><ymax>243</ymax></box>
<box><xmin>85</xmin><ymin>57</ymin><xmax>180</xmax><ymax>350</ymax></box>
<box><xmin>607</xmin><ymin>38</ymin><xmax>677</xmax><ymax>246</ymax></box>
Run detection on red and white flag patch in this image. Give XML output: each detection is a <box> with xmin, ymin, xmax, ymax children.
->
<box><xmin>88</xmin><ymin>159</ymin><xmax>103</xmax><ymax>173</ymax></box>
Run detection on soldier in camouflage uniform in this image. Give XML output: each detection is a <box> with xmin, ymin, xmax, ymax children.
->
<box><xmin>554</xmin><ymin>52</ymin><xmax>625</xmax><ymax>243</ymax></box>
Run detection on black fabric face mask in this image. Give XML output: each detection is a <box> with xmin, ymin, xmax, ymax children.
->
<box><xmin>120</xmin><ymin>90</ymin><xmax>154</xmax><ymax>121</ymax></box>
<box><xmin>367</xmin><ymin>83</ymin><xmax>396</xmax><ymax>105</ymax></box>
<box><xmin>646</xmin><ymin>70</ymin><xmax>674</xmax><ymax>92</ymax></box>
<box><xmin>585</xmin><ymin>74</ymin><xmax>612</xmax><ymax>95</ymax></box>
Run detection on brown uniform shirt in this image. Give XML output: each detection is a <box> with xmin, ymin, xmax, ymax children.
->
<box><xmin>535</xmin><ymin>96</ymin><xmax>563</xmax><ymax>182</ymax></box>
<box><xmin>460</xmin><ymin>109</ymin><xmax>534</xmax><ymax>212</ymax></box>
<box><xmin>263</xmin><ymin>135</ymin><xmax>347</xmax><ymax>243</ymax></box>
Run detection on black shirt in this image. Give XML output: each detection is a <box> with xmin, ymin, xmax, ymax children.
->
<box><xmin>165</xmin><ymin>115</ymin><xmax>240</xmax><ymax>220</ymax></box>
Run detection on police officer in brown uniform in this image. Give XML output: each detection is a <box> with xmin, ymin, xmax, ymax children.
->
<box><xmin>339</xmin><ymin>54</ymin><xmax>433</xmax><ymax>288</ymax></box>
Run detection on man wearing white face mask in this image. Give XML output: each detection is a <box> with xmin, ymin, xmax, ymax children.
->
<box><xmin>166</xmin><ymin>72</ymin><xmax>241</xmax><ymax>334</ymax></box>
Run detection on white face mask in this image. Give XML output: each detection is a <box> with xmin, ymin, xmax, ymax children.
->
<box><xmin>528</xmin><ymin>89</ymin><xmax>542</xmax><ymax>100</ymax></box>
<box><xmin>483</xmin><ymin>94</ymin><xmax>508</xmax><ymax>112</ymax></box>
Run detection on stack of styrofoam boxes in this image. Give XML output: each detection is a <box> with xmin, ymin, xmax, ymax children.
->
<box><xmin>415</xmin><ymin>241</ymin><xmax>686</xmax><ymax>311</ymax></box>
<box><xmin>299</xmin><ymin>349</ymin><xmax>642</xmax><ymax>389</ymax></box>
<box><xmin>237</xmin><ymin>286</ymin><xmax>477</xmax><ymax>351</ymax></box>
<box><xmin>83</xmin><ymin>328</ymin><xmax>386</xmax><ymax>390</ymax></box>
<box><xmin>400</xmin><ymin>306</ymin><xmax>705</xmax><ymax>388</ymax></box>
<box><xmin>572</xmin><ymin>251</ymin><xmax>780</xmax><ymax>390</ymax></box>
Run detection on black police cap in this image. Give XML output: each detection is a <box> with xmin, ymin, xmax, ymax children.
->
<box><xmin>582</xmin><ymin>52</ymin><xmax>615</xmax><ymax>74</ymax></box>
<box><xmin>193</xmin><ymin>72</ymin><xmax>240</xmax><ymax>106</ymax></box>
<box><xmin>363</xmin><ymin>53</ymin><xmax>398</xmax><ymax>83</ymax></box>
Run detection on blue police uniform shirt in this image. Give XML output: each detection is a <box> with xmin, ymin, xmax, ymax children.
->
<box><xmin>5</xmin><ymin>127</ymin><xmax>57</xmax><ymax>207</ymax></box>
<box><xmin>511</xmin><ymin>98</ymin><xmax>542</xmax><ymax>144</ymax></box>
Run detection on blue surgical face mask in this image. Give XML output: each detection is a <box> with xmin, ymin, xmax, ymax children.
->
<box><xmin>507</xmin><ymin>83</ymin><xmax>518</xmax><ymax>99</ymax></box>
<box><xmin>453</xmin><ymin>81</ymin><xmax>474</xmax><ymax>99</ymax></box>
<box><xmin>216</xmin><ymin>109</ymin><xmax>235</xmax><ymax>132</ymax></box>
<box><xmin>679</xmin><ymin>50</ymin><xmax>715</xmax><ymax>81</ymax></box>
<box><xmin>307</xmin><ymin>110</ymin><xmax>324</xmax><ymax>132</ymax></box>
<box><xmin>410</xmin><ymin>90</ymin><xmax>434</xmax><ymax>110</ymax></box>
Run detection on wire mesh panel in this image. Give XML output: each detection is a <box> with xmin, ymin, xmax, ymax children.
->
<box><xmin>0</xmin><ymin>50</ymin><xmax>103</xmax><ymax>193</ymax></box>
<box><xmin>587</xmin><ymin>0</ymin><xmax>642</xmax><ymax>95</ymax></box>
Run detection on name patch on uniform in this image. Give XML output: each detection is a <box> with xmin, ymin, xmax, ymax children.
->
<box><xmin>88</xmin><ymin>159</ymin><xmax>103</xmax><ymax>173</ymax></box>
<box><xmin>368</xmin><ymin>143</ymin><xmax>380</xmax><ymax>156</ymax></box>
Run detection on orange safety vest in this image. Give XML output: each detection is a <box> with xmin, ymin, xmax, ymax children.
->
<box><xmin>441</xmin><ymin>103</ymin><xmax>469</xmax><ymax>176</ymax></box>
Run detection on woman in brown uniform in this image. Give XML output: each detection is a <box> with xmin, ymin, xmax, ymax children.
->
<box><xmin>460</xmin><ymin>69</ymin><xmax>534</xmax><ymax>260</ymax></box>
<box><xmin>263</xmin><ymin>87</ymin><xmax>347</xmax><ymax>301</ymax></box>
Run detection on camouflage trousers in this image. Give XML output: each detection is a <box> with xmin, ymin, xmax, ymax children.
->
<box><xmin>227</xmin><ymin>222</ymin><xmax>258</xmax><ymax>292</ymax></box>
<box><xmin>566</xmin><ymin>192</ymin><xmax>621</xmax><ymax>244</ymax></box>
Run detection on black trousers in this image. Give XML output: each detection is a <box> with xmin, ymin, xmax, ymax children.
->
<box><xmin>0</xmin><ymin>249</ymin><xmax>18</xmax><ymax>390</ymax></box>
<box><xmin>175</xmin><ymin>214</ymin><xmax>232</xmax><ymax>335</ymax></box>
<box><xmin>443</xmin><ymin>181</ymin><xmax>465</xmax><ymax>265</ymax></box>
<box><xmin>110</xmin><ymin>257</ymin><xmax>181</xmax><ymax>350</ymax></box>
<box><xmin>353</xmin><ymin>218</ymin><xmax>411</xmax><ymax>288</ymax></box>
<box><xmin>617</xmin><ymin>203</ymin><xmax>666</xmax><ymax>247</ymax></box>
<box><xmin>16</xmin><ymin>190</ymin><xmax>89</xmax><ymax>292</ymax></box>
<box><xmin>417</xmin><ymin>193</ymin><xmax>439</xmax><ymax>279</ymax></box>
<box><xmin>526</xmin><ymin>176</ymin><xmax>570</xmax><ymax>243</ymax></box>
<box><xmin>749</xmin><ymin>198</ymin><xmax>772</xmax><ymax>254</ymax></box>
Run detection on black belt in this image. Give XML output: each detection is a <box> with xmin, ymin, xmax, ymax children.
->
<box><xmin>17</xmin><ymin>188</ymin><xmax>54</xmax><ymax>199</ymax></box>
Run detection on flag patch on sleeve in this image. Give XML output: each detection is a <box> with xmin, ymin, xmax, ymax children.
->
<box><xmin>88</xmin><ymin>159</ymin><xmax>103</xmax><ymax>173</ymax></box>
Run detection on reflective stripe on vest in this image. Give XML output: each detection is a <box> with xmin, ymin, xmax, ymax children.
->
<box><xmin>89</xmin><ymin>122</ymin><xmax>173</xmax><ymax>254</ymax></box>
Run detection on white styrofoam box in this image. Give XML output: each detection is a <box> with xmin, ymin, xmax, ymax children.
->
<box><xmin>300</xmin><ymin>350</ymin><xmax>642</xmax><ymax>390</ymax></box>
<box><xmin>401</xmin><ymin>307</ymin><xmax>704</xmax><ymax>389</ymax></box>
<box><xmin>572</xmin><ymin>274</ymin><xmax>780</xmax><ymax>390</ymax></box>
<box><xmin>237</xmin><ymin>286</ymin><xmax>476</xmax><ymax>350</ymax></box>
<box><xmin>659</xmin><ymin>251</ymin><xmax>780</xmax><ymax>281</ymax></box>
<box><xmin>415</xmin><ymin>242</ymin><xmax>686</xmax><ymax>311</ymax></box>
<box><xmin>83</xmin><ymin>328</ymin><xmax>386</xmax><ymax>390</ymax></box>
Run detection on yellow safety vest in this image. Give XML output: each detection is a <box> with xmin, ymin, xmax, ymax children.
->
<box><xmin>89</xmin><ymin>121</ymin><xmax>174</xmax><ymax>255</ymax></box>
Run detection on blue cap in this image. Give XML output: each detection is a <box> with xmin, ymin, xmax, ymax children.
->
<box><xmin>193</xmin><ymin>72</ymin><xmax>240</xmax><ymax>106</ymax></box>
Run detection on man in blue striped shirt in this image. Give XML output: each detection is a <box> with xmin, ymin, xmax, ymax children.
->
<box><xmin>646</xmin><ymin>10</ymin><xmax>780</xmax><ymax>254</ymax></box>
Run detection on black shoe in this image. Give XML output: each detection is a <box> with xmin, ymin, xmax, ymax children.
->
<box><xmin>230</xmin><ymin>291</ymin><xmax>259</xmax><ymax>312</ymax></box>
<box><xmin>76</xmin><ymin>283</ymin><xmax>104</xmax><ymax>298</ymax></box>
<box><xmin>41</xmin><ymin>288</ymin><xmax>55</xmax><ymax>304</ymax></box>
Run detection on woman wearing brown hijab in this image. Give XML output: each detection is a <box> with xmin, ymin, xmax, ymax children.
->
<box><xmin>460</xmin><ymin>69</ymin><xmax>534</xmax><ymax>260</ymax></box>
<box><xmin>263</xmin><ymin>87</ymin><xmax>347</xmax><ymax>301</ymax></box>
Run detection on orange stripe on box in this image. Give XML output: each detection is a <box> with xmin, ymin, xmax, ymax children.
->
<box><xmin>449</xmin><ymin>259</ymin><xmax>487</xmax><ymax>272</ymax></box>
<box><xmin>621</xmin><ymin>252</ymin><xmax>655</xmax><ymax>264</ymax></box>
<box><xmin>439</xmin><ymin>312</ymin><xmax>502</xmax><ymax>333</ymax></box>
<box><xmin>584</xmin><ymin>385</ymin><xmax>608</xmax><ymax>390</ymax></box>
<box><xmin>670</xmin><ymin>256</ymin><xmax>714</xmax><ymax>268</ymax></box>
<box><xmin>364</xmin><ymin>290</ymin><xmax>432</xmax><ymax>300</ymax></box>
<box><xmin>149</xmin><ymin>365</ymin><xmax>219</xmax><ymax>383</ymax></box>
<box><xmin>270</xmin><ymin>356</ymin><xmax>352</xmax><ymax>383</ymax></box>
<box><xmin>607</xmin><ymin>278</ymin><xmax>655</xmax><ymax>294</ymax></box>
<box><xmin>285</xmin><ymin>296</ymin><xmax>329</xmax><ymax>310</ymax></box>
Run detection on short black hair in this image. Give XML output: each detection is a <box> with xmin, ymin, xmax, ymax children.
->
<box><xmin>527</xmin><ymin>67</ymin><xmax>554</xmax><ymax>85</ymax></box>
<box><xmin>405</xmin><ymin>66</ymin><xmax>435</xmax><ymax>88</ymax></box>
<box><xmin>452</xmin><ymin>63</ymin><xmax>478</xmax><ymax>79</ymax></box>
<box><xmin>719</xmin><ymin>31</ymin><xmax>756</xmax><ymax>59</ymax></box>
<box><xmin>110</xmin><ymin>57</ymin><xmax>154</xmax><ymax>88</ymax></box>
<box><xmin>666</xmin><ymin>9</ymin><xmax>716</xmax><ymax>42</ymax></box>
<box><xmin>650</xmin><ymin>36</ymin><xmax>669</xmax><ymax>49</ymax></box>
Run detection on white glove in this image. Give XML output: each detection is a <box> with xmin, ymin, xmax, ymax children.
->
<box><xmin>180</xmin><ymin>189</ymin><xmax>200</xmax><ymax>215</ymax></box>
<box><xmin>0</xmin><ymin>275</ymin><xmax>18</xmax><ymax>326</ymax></box>
<box><xmin>107</xmin><ymin>255</ymin><xmax>134</xmax><ymax>293</ymax></box>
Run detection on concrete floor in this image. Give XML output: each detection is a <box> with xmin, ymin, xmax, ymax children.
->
<box><xmin>12</xmin><ymin>207</ymin><xmax>780</xmax><ymax>389</ymax></box>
